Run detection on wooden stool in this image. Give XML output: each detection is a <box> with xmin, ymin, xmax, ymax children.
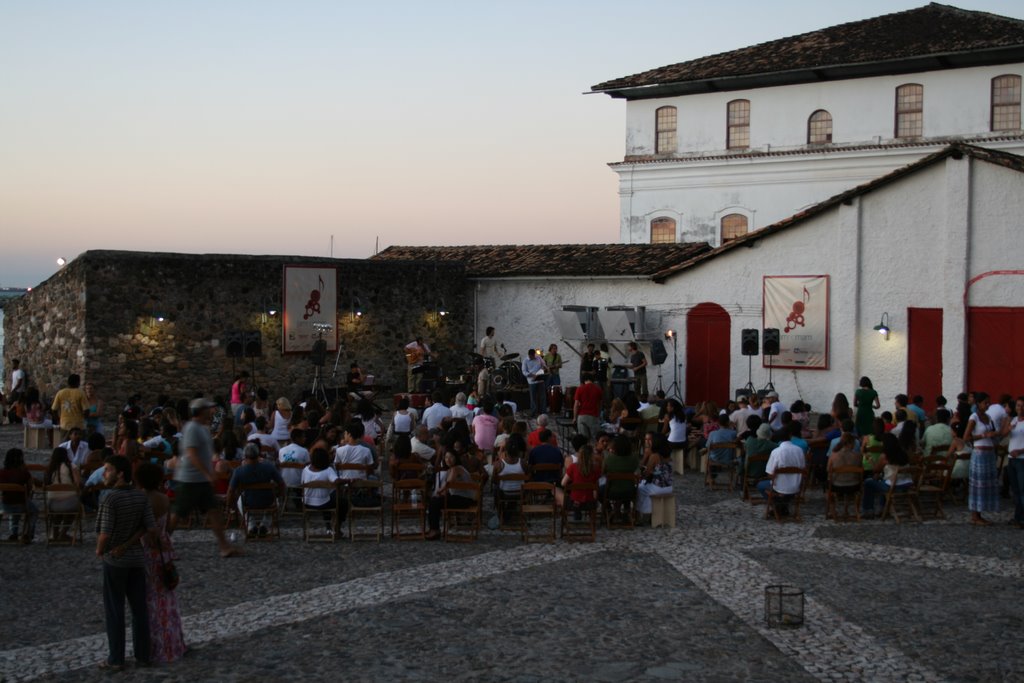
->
<box><xmin>650</xmin><ymin>493</ymin><xmax>676</xmax><ymax>529</ymax></box>
<box><xmin>671</xmin><ymin>448</ymin><xmax>686</xmax><ymax>477</ymax></box>
<box><xmin>23</xmin><ymin>425</ymin><xmax>52</xmax><ymax>449</ymax></box>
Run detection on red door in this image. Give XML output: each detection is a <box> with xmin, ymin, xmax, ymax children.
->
<box><xmin>968</xmin><ymin>307</ymin><xmax>1024</xmax><ymax>399</ymax></box>
<box><xmin>685</xmin><ymin>303</ymin><xmax>730</xmax><ymax>406</ymax></box>
<box><xmin>907</xmin><ymin>308</ymin><xmax>942</xmax><ymax>411</ymax></box>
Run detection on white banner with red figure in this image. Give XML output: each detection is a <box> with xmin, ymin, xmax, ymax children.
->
<box><xmin>283</xmin><ymin>265</ymin><xmax>337</xmax><ymax>354</ymax></box>
<box><xmin>763</xmin><ymin>275</ymin><xmax>829</xmax><ymax>369</ymax></box>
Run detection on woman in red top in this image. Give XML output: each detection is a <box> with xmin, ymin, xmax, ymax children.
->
<box><xmin>558</xmin><ymin>444</ymin><xmax>602</xmax><ymax>510</ymax></box>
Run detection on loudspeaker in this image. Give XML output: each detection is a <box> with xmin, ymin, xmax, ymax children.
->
<box><xmin>310</xmin><ymin>339</ymin><xmax>327</xmax><ymax>366</ymax></box>
<box><xmin>763</xmin><ymin>328</ymin><xmax>780</xmax><ymax>356</ymax></box>
<box><xmin>649</xmin><ymin>340</ymin><xmax>668</xmax><ymax>366</ymax></box>
<box><xmin>243</xmin><ymin>331</ymin><xmax>262</xmax><ymax>358</ymax></box>
<box><xmin>225</xmin><ymin>330</ymin><xmax>244</xmax><ymax>358</ymax></box>
<box><xmin>741</xmin><ymin>328</ymin><xmax>759</xmax><ymax>356</ymax></box>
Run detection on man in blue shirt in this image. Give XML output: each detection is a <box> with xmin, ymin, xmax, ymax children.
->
<box><xmin>528</xmin><ymin>429</ymin><xmax>563</xmax><ymax>484</ymax></box>
<box><xmin>229</xmin><ymin>443</ymin><xmax>285</xmax><ymax>537</ymax></box>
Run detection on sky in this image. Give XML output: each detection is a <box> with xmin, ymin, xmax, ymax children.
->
<box><xmin>2</xmin><ymin>0</ymin><xmax>1022</xmax><ymax>287</ymax></box>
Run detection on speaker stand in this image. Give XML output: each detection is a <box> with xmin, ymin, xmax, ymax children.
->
<box><xmin>762</xmin><ymin>356</ymin><xmax>776</xmax><ymax>393</ymax></box>
<box><xmin>741</xmin><ymin>356</ymin><xmax>756</xmax><ymax>397</ymax></box>
<box><xmin>310</xmin><ymin>363</ymin><xmax>329</xmax><ymax>407</ymax></box>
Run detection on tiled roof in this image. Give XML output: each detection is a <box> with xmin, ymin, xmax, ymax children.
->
<box><xmin>651</xmin><ymin>143</ymin><xmax>1024</xmax><ymax>282</ymax></box>
<box><xmin>371</xmin><ymin>243</ymin><xmax>712</xmax><ymax>278</ymax></box>
<box><xmin>592</xmin><ymin>4</ymin><xmax>1024</xmax><ymax>99</ymax></box>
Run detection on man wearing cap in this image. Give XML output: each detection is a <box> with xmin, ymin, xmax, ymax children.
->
<box><xmin>170</xmin><ymin>398</ymin><xmax>240</xmax><ymax>557</ymax></box>
<box><xmin>729</xmin><ymin>396</ymin><xmax>756</xmax><ymax>432</ymax></box>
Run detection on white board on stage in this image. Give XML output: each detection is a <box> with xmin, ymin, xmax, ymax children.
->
<box><xmin>554</xmin><ymin>310</ymin><xmax>586</xmax><ymax>340</ymax></box>
<box><xmin>597</xmin><ymin>310</ymin><xmax>635</xmax><ymax>341</ymax></box>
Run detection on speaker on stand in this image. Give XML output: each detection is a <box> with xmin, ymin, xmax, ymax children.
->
<box><xmin>762</xmin><ymin>328</ymin><xmax>780</xmax><ymax>392</ymax></box>
<box><xmin>225</xmin><ymin>330</ymin><xmax>244</xmax><ymax>378</ymax></box>
<box><xmin>740</xmin><ymin>329</ymin><xmax>758</xmax><ymax>397</ymax></box>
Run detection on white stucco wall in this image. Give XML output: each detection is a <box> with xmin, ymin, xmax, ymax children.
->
<box><xmin>614</xmin><ymin>63</ymin><xmax>1024</xmax><ymax>245</ymax></box>
<box><xmin>474</xmin><ymin>155</ymin><xmax>1024</xmax><ymax>412</ymax></box>
<box><xmin>624</xmin><ymin>64</ymin><xmax>1024</xmax><ymax>156</ymax></box>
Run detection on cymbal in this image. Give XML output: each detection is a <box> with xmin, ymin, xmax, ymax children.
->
<box><xmin>468</xmin><ymin>352</ymin><xmax>484</xmax><ymax>363</ymax></box>
<box><xmin>500</xmin><ymin>352</ymin><xmax>520</xmax><ymax>361</ymax></box>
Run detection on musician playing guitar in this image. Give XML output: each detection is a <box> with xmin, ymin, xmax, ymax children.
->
<box><xmin>404</xmin><ymin>337</ymin><xmax>431</xmax><ymax>392</ymax></box>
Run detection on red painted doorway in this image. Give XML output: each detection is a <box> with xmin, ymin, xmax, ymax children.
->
<box><xmin>968</xmin><ymin>307</ymin><xmax>1024</xmax><ymax>399</ymax></box>
<box><xmin>685</xmin><ymin>303</ymin><xmax>730</xmax><ymax>406</ymax></box>
<box><xmin>907</xmin><ymin>308</ymin><xmax>942</xmax><ymax>411</ymax></box>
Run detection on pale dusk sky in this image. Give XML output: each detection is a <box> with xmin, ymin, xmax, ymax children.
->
<box><xmin>2</xmin><ymin>1</ymin><xmax>1021</xmax><ymax>287</ymax></box>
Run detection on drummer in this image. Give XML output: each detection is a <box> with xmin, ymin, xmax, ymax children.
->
<box><xmin>478</xmin><ymin>326</ymin><xmax>504</xmax><ymax>366</ymax></box>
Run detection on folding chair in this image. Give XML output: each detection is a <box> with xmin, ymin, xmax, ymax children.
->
<box><xmin>603</xmin><ymin>472</ymin><xmax>638</xmax><ymax>529</ymax></box>
<box><xmin>881</xmin><ymin>465</ymin><xmax>922</xmax><ymax>524</ymax></box>
<box><xmin>561</xmin><ymin>482</ymin><xmax>598</xmax><ymax>542</ymax></box>
<box><xmin>43</xmin><ymin>484</ymin><xmax>83</xmax><ymax>545</ymax></box>
<box><xmin>443</xmin><ymin>480</ymin><xmax>481</xmax><ymax>542</ymax></box>
<box><xmin>520</xmin><ymin>481</ymin><xmax>556</xmax><ymax>543</ymax></box>
<box><xmin>825</xmin><ymin>466</ymin><xmax>863</xmax><ymax>522</ymax></box>
<box><xmin>237</xmin><ymin>482</ymin><xmax>281</xmax><ymax>540</ymax></box>
<box><xmin>301</xmin><ymin>480</ymin><xmax>338</xmax><ymax>542</ymax></box>
<box><xmin>391</xmin><ymin>478</ymin><xmax>427</xmax><ymax>541</ymax></box>
<box><xmin>347</xmin><ymin>479</ymin><xmax>384</xmax><ymax>542</ymax></box>
<box><xmin>764</xmin><ymin>467</ymin><xmax>806</xmax><ymax>522</ymax></box>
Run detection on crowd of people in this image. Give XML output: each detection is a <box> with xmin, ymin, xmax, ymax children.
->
<box><xmin>2</xmin><ymin>356</ymin><xmax>1023</xmax><ymax>670</ymax></box>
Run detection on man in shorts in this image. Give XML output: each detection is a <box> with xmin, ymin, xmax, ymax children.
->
<box><xmin>170</xmin><ymin>397</ymin><xmax>240</xmax><ymax>557</ymax></box>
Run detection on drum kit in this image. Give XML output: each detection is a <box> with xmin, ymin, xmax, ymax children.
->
<box><xmin>464</xmin><ymin>351</ymin><xmax>526</xmax><ymax>391</ymax></box>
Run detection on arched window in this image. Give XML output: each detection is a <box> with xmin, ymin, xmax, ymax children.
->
<box><xmin>807</xmin><ymin>110</ymin><xmax>833</xmax><ymax>144</ymax></box>
<box><xmin>992</xmin><ymin>75</ymin><xmax>1021</xmax><ymax>131</ymax></box>
<box><xmin>895</xmin><ymin>84</ymin><xmax>923</xmax><ymax>138</ymax></box>
<box><xmin>720</xmin><ymin>214</ymin><xmax>748</xmax><ymax>243</ymax></box>
<box><xmin>655</xmin><ymin>106</ymin><xmax>677</xmax><ymax>154</ymax></box>
<box><xmin>727</xmin><ymin>100</ymin><xmax>750</xmax><ymax>149</ymax></box>
<box><xmin>650</xmin><ymin>217</ymin><xmax>676</xmax><ymax>244</ymax></box>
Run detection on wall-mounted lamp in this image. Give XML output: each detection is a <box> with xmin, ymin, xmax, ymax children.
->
<box><xmin>262</xmin><ymin>298</ymin><xmax>279</xmax><ymax>324</ymax></box>
<box><xmin>436</xmin><ymin>298</ymin><xmax>448</xmax><ymax>317</ymax></box>
<box><xmin>873</xmin><ymin>312</ymin><xmax>891</xmax><ymax>341</ymax></box>
<box><xmin>56</xmin><ymin>257</ymin><xmax>67</xmax><ymax>268</ymax></box>
<box><xmin>352</xmin><ymin>296</ymin><xmax>364</xmax><ymax>320</ymax></box>
<box><xmin>664</xmin><ymin>329</ymin><xmax>675</xmax><ymax>340</ymax></box>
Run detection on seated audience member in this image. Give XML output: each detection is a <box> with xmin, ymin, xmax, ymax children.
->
<box><xmin>228</xmin><ymin>443</ymin><xmax>285</xmax><ymax>537</ymax></box>
<box><xmin>559</xmin><ymin>443</ymin><xmax>602</xmax><ymax>511</ymax></box>
<box><xmin>410</xmin><ymin>425</ymin><xmax>437</xmax><ymax>467</ymax></box>
<box><xmin>706</xmin><ymin>413</ymin><xmax>739</xmax><ymax>466</ymax></box>
<box><xmin>527</xmin><ymin>430</ymin><xmax>563</xmax><ymax>483</ymax></box>
<box><xmin>744</xmin><ymin>423</ymin><xmax>775</xmax><ymax>482</ymax></box>
<box><xmin>827</xmin><ymin>426</ymin><xmax>863</xmax><ymax>495</ymax></box>
<box><xmin>301</xmin><ymin>447</ymin><xmax>339</xmax><ymax>535</ymax></box>
<box><xmin>921</xmin><ymin>408</ymin><xmax>954</xmax><ymax>456</ymax></box>
<box><xmin>492</xmin><ymin>434</ymin><xmax>526</xmax><ymax>522</ymax></box>
<box><xmin>862</xmin><ymin>432</ymin><xmax>914</xmax><ymax>517</ymax></box>
<box><xmin>426</xmin><ymin>451</ymin><xmax>474</xmax><ymax>540</ymax></box>
<box><xmin>636</xmin><ymin>434</ymin><xmax>672</xmax><ymax>521</ymax></box>
<box><xmin>44</xmin><ymin>446</ymin><xmax>81</xmax><ymax>541</ymax></box>
<box><xmin>247</xmin><ymin>416</ymin><xmax>280</xmax><ymax>460</ymax></box>
<box><xmin>1</xmin><ymin>448</ymin><xmax>38</xmax><ymax>543</ymax></box>
<box><xmin>450</xmin><ymin>392</ymin><xmax>472</xmax><ymax>421</ymax></box>
<box><xmin>527</xmin><ymin>414</ymin><xmax>558</xmax><ymax>450</ymax></box>
<box><xmin>334</xmin><ymin>420</ymin><xmax>375</xmax><ymax>479</ymax></box>
<box><xmin>278</xmin><ymin>429</ymin><xmax>310</xmax><ymax>509</ymax></box>
<box><xmin>386</xmin><ymin>397</ymin><xmax>417</xmax><ymax>442</ymax></box>
<box><xmin>471</xmin><ymin>397</ymin><xmax>500</xmax><ymax>454</ymax></box>
<box><xmin>757</xmin><ymin>426</ymin><xmax>805</xmax><ymax>515</ymax></box>
<box><xmin>421</xmin><ymin>391</ymin><xmax>452</xmax><ymax>432</ymax></box>
<box><xmin>58</xmin><ymin>427</ymin><xmax>90</xmax><ymax>468</ymax></box>
<box><xmin>602</xmin><ymin>435</ymin><xmax>639</xmax><ymax>517</ymax></box>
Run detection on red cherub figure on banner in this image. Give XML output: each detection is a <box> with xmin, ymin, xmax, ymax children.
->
<box><xmin>784</xmin><ymin>286</ymin><xmax>811</xmax><ymax>333</ymax></box>
<box><xmin>303</xmin><ymin>276</ymin><xmax>325</xmax><ymax>320</ymax></box>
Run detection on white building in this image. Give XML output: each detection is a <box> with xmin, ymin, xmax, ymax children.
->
<box><xmin>590</xmin><ymin>3</ymin><xmax>1024</xmax><ymax>247</ymax></box>
<box><xmin>375</xmin><ymin>144</ymin><xmax>1024</xmax><ymax>412</ymax></box>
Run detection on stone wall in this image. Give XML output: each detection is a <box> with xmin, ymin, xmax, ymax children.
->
<box><xmin>2</xmin><ymin>261</ymin><xmax>89</xmax><ymax>400</ymax></box>
<box><xmin>3</xmin><ymin>250</ymin><xmax>472</xmax><ymax>421</ymax></box>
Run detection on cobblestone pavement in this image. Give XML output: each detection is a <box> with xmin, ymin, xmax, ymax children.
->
<box><xmin>1</xmin><ymin>424</ymin><xmax>1022</xmax><ymax>682</ymax></box>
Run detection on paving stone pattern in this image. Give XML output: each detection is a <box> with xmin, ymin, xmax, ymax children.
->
<box><xmin>1</xmin><ymin>424</ymin><xmax>1022</xmax><ymax>682</ymax></box>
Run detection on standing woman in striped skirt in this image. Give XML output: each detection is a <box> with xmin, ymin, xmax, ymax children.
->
<box><xmin>965</xmin><ymin>392</ymin><xmax>999</xmax><ymax>526</ymax></box>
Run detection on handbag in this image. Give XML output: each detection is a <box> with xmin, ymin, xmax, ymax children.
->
<box><xmin>155</xmin><ymin>534</ymin><xmax>180</xmax><ymax>591</ymax></box>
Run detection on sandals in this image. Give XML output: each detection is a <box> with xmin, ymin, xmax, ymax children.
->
<box><xmin>970</xmin><ymin>517</ymin><xmax>993</xmax><ymax>527</ymax></box>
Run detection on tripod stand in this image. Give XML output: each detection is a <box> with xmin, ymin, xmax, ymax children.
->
<box><xmin>309</xmin><ymin>331</ymin><xmax>330</xmax><ymax>407</ymax></box>
<box><xmin>762</xmin><ymin>355</ymin><xmax>777</xmax><ymax>393</ymax></box>
<box><xmin>665</xmin><ymin>336</ymin><xmax>682</xmax><ymax>402</ymax></box>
